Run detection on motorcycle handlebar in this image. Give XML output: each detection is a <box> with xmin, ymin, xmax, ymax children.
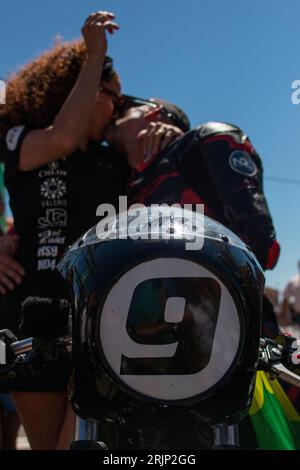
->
<box><xmin>1</xmin><ymin>332</ymin><xmax>300</xmax><ymax>389</ymax></box>
<box><xmin>10</xmin><ymin>337</ymin><xmax>33</xmax><ymax>356</ymax></box>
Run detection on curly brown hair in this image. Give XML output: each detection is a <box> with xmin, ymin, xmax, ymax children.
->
<box><xmin>0</xmin><ymin>39</ymin><xmax>114</xmax><ymax>137</ymax></box>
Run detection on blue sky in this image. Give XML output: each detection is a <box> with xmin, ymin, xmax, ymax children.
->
<box><xmin>1</xmin><ymin>0</ymin><xmax>300</xmax><ymax>291</ymax></box>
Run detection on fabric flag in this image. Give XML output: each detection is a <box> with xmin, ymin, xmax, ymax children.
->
<box><xmin>249</xmin><ymin>371</ymin><xmax>300</xmax><ymax>450</ymax></box>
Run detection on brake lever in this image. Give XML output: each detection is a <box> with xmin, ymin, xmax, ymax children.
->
<box><xmin>258</xmin><ymin>336</ymin><xmax>300</xmax><ymax>388</ymax></box>
<box><xmin>0</xmin><ymin>329</ymin><xmax>18</xmax><ymax>365</ymax></box>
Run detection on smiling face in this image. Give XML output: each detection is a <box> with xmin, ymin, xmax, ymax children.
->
<box><xmin>87</xmin><ymin>72</ymin><xmax>122</xmax><ymax>142</ymax></box>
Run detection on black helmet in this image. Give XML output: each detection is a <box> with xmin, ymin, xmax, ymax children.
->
<box><xmin>58</xmin><ymin>207</ymin><xmax>264</xmax><ymax>423</ymax></box>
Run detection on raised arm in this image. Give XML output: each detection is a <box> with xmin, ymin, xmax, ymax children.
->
<box><xmin>18</xmin><ymin>11</ymin><xmax>119</xmax><ymax>171</ymax></box>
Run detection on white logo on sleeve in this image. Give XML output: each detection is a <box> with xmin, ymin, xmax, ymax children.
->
<box><xmin>6</xmin><ymin>126</ymin><xmax>25</xmax><ymax>152</ymax></box>
<box><xmin>100</xmin><ymin>258</ymin><xmax>241</xmax><ymax>401</ymax></box>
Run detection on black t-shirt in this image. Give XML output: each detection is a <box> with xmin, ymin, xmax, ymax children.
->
<box><xmin>1</xmin><ymin>125</ymin><xmax>128</xmax><ymax>327</ymax></box>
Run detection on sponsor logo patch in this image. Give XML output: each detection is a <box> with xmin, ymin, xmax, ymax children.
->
<box><xmin>229</xmin><ymin>150</ymin><xmax>257</xmax><ymax>177</ymax></box>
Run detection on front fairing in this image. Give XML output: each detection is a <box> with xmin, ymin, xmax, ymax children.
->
<box><xmin>58</xmin><ymin>212</ymin><xmax>264</xmax><ymax>424</ymax></box>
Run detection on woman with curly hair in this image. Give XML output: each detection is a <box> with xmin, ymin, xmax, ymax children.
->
<box><xmin>0</xmin><ymin>11</ymin><xmax>127</xmax><ymax>449</ymax></box>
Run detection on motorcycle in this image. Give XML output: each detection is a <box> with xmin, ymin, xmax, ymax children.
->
<box><xmin>1</xmin><ymin>208</ymin><xmax>299</xmax><ymax>450</ymax></box>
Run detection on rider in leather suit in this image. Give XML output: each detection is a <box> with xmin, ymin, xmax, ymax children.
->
<box><xmin>119</xmin><ymin>103</ymin><xmax>280</xmax><ymax>273</ymax></box>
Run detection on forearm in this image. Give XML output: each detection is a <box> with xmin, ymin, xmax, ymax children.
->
<box><xmin>52</xmin><ymin>53</ymin><xmax>105</xmax><ymax>146</ymax></box>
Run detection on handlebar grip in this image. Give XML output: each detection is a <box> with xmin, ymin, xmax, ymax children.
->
<box><xmin>19</xmin><ymin>297</ymin><xmax>71</xmax><ymax>338</ymax></box>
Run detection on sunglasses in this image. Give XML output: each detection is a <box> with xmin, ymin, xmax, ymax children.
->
<box><xmin>121</xmin><ymin>95</ymin><xmax>175</xmax><ymax>122</ymax></box>
<box><xmin>99</xmin><ymin>90</ymin><xmax>177</xmax><ymax>125</ymax></box>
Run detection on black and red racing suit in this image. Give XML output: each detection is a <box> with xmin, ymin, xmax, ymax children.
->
<box><xmin>127</xmin><ymin>121</ymin><xmax>280</xmax><ymax>272</ymax></box>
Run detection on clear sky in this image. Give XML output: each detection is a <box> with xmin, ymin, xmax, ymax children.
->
<box><xmin>1</xmin><ymin>0</ymin><xmax>300</xmax><ymax>291</ymax></box>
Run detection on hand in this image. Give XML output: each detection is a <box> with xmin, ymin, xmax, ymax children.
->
<box><xmin>138</xmin><ymin>122</ymin><xmax>184</xmax><ymax>158</ymax></box>
<box><xmin>0</xmin><ymin>253</ymin><xmax>25</xmax><ymax>295</ymax></box>
<box><xmin>82</xmin><ymin>11</ymin><xmax>120</xmax><ymax>57</ymax></box>
<box><xmin>0</xmin><ymin>234</ymin><xmax>25</xmax><ymax>294</ymax></box>
<box><xmin>0</xmin><ymin>233</ymin><xmax>20</xmax><ymax>256</ymax></box>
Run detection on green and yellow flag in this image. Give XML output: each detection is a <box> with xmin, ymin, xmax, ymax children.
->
<box><xmin>249</xmin><ymin>371</ymin><xmax>300</xmax><ymax>450</ymax></box>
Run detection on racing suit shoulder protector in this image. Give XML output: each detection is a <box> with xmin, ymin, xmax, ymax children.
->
<box><xmin>197</xmin><ymin>121</ymin><xmax>245</xmax><ymax>141</ymax></box>
<box><xmin>181</xmin><ymin>123</ymin><xmax>280</xmax><ymax>270</ymax></box>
